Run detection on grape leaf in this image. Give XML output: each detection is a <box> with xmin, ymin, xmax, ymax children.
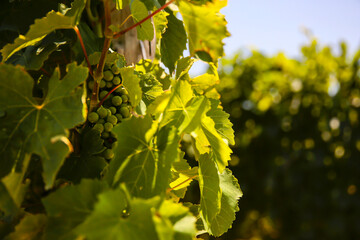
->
<box><xmin>107</xmin><ymin>116</ymin><xmax>180</xmax><ymax>198</ymax></box>
<box><xmin>198</xmin><ymin>154</ymin><xmax>242</xmax><ymax>236</ymax></box>
<box><xmin>120</xmin><ymin>67</ymin><xmax>143</xmax><ymax>108</ymax></box>
<box><xmin>130</xmin><ymin>0</ymin><xmax>155</xmax><ymax>41</ymax></box>
<box><xmin>206</xmin><ymin>99</ymin><xmax>234</xmax><ymax>145</ymax></box>
<box><xmin>135</xmin><ymin>59</ymin><xmax>171</xmax><ymax>90</ymax></box>
<box><xmin>6</xmin><ymin>31</ymin><xmax>68</xmax><ymax>70</ymax></box>
<box><xmin>139</xmin><ymin>73</ymin><xmax>164</xmax><ymax>106</ymax></box>
<box><xmin>75</xmin><ymin>189</ymin><xmax>160</xmax><ymax>240</ymax></box>
<box><xmin>153</xmin><ymin>11</ymin><xmax>169</xmax><ymax>41</ymax></box>
<box><xmin>169</xmin><ymin>156</ymin><xmax>198</xmax><ymax>199</ymax></box>
<box><xmin>57</xmin><ymin>129</ymin><xmax>107</xmax><ymax>183</ymax></box>
<box><xmin>157</xmin><ymin>80</ymin><xmax>192</xmax><ymax>128</ymax></box>
<box><xmin>193</xmin><ymin>115</ymin><xmax>232</xmax><ymax>173</ymax></box>
<box><xmin>42</xmin><ymin>179</ymin><xmax>109</xmax><ymax>239</ymax></box>
<box><xmin>0</xmin><ymin>63</ymin><xmax>88</xmax><ymax>188</ymax></box>
<box><xmin>0</xmin><ymin>0</ymin><xmax>86</xmax><ymax>61</ymax></box>
<box><xmin>178</xmin><ymin>0</ymin><xmax>229</xmax><ymax>62</ymax></box>
<box><xmin>155</xmin><ymin>79</ymin><xmax>210</xmax><ymax>135</ymax></box>
<box><xmin>198</xmin><ymin>153</ymin><xmax>221</xmax><ymax>230</ymax></box>
<box><xmin>190</xmin><ymin>73</ymin><xmax>219</xmax><ymax>97</ymax></box>
<box><xmin>155</xmin><ymin>201</ymin><xmax>197</xmax><ymax>240</ymax></box>
<box><xmin>205</xmin><ymin>168</ymin><xmax>242</xmax><ymax>236</ymax></box>
<box><xmin>4</xmin><ymin>214</ymin><xmax>47</xmax><ymax>240</ymax></box>
<box><xmin>115</xmin><ymin>0</ymin><xmax>124</xmax><ymax>10</ymax></box>
<box><xmin>160</xmin><ymin>12</ymin><xmax>187</xmax><ymax>73</ymax></box>
<box><xmin>139</xmin><ymin>0</ymin><xmax>161</xmax><ymax>10</ymax></box>
<box><xmin>175</xmin><ymin>57</ymin><xmax>195</xmax><ymax>80</ymax></box>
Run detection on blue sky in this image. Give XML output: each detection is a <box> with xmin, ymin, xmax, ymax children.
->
<box><xmin>190</xmin><ymin>0</ymin><xmax>360</xmax><ymax>74</ymax></box>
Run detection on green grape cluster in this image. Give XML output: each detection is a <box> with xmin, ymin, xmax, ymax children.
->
<box><xmin>86</xmin><ymin>63</ymin><xmax>132</xmax><ymax>161</ymax></box>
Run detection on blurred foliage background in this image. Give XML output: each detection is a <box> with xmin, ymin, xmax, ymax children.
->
<box><xmin>214</xmin><ymin>41</ymin><xmax>360</xmax><ymax>239</ymax></box>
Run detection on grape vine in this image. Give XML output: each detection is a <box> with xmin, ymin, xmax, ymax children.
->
<box><xmin>0</xmin><ymin>0</ymin><xmax>241</xmax><ymax>239</ymax></box>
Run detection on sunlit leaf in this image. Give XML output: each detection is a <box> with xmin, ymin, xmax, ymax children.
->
<box><xmin>178</xmin><ymin>0</ymin><xmax>229</xmax><ymax>62</ymax></box>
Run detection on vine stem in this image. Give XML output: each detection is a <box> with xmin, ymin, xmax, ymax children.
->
<box><xmin>97</xmin><ymin>83</ymin><xmax>123</xmax><ymax>107</ymax></box>
<box><xmin>113</xmin><ymin>0</ymin><xmax>175</xmax><ymax>39</ymax></box>
<box><xmin>73</xmin><ymin>26</ymin><xmax>93</xmax><ymax>77</ymax></box>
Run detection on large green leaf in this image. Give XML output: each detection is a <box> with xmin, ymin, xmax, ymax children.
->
<box><xmin>156</xmin><ymin>80</ymin><xmax>192</xmax><ymax>128</ymax></box>
<box><xmin>175</xmin><ymin>57</ymin><xmax>195</xmax><ymax>80</ymax></box>
<box><xmin>75</xmin><ymin>189</ymin><xmax>160</xmax><ymax>240</ymax></box>
<box><xmin>4</xmin><ymin>214</ymin><xmax>47</xmax><ymax>240</ymax></box>
<box><xmin>178</xmin><ymin>0</ymin><xmax>229</xmax><ymax>62</ymax></box>
<box><xmin>193</xmin><ymin>115</ymin><xmax>232</xmax><ymax>172</ymax></box>
<box><xmin>198</xmin><ymin>154</ymin><xmax>242</xmax><ymax>237</ymax></box>
<box><xmin>156</xmin><ymin>201</ymin><xmax>197</xmax><ymax>240</ymax></box>
<box><xmin>1</xmin><ymin>0</ymin><xmax>86</xmax><ymax>61</ymax></box>
<box><xmin>107</xmin><ymin>116</ymin><xmax>180</xmax><ymax>198</ymax></box>
<box><xmin>42</xmin><ymin>179</ymin><xmax>109</xmax><ymax>239</ymax></box>
<box><xmin>205</xmin><ymin>168</ymin><xmax>242</xmax><ymax>236</ymax></box>
<box><xmin>139</xmin><ymin>73</ymin><xmax>164</xmax><ymax>107</ymax></box>
<box><xmin>206</xmin><ymin>99</ymin><xmax>234</xmax><ymax>145</ymax></box>
<box><xmin>120</xmin><ymin>67</ymin><xmax>143</xmax><ymax>108</ymax></box>
<box><xmin>130</xmin><ymin>0</ymin><xmax>155</xmax><ymax>41</ymax></box>
<box><xmin>153</xmin><ymin>11</ymin><xmax>169</xmax><ymax>41</ymax></box>
<box><xmin>198</xmin><ymin>154</ymin><xmax>221</xmax><ymax>230</ymax></box>
<box><xmin>0</xmin><ymin>63</ymin><xmax>88</xmax><ymax>188</ymax></box>
<box><xmin>160</xmin><ymin>13</ymin><xmax>187</xmax><ymax>73</ymax></box>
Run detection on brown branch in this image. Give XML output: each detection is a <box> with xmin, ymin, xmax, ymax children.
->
<box><xmin>113</xmin><ymin>0</ymin><xmax>175</xmax><ymax>39</ymax></box>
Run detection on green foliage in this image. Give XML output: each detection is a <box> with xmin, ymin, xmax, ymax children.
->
<box><xmin>0</xmin><ymin>0</ymin><xmax>239</xmax><ymax>239</ymax></box>
<box><xmin>218</xmin><ymin>41</ymin><xmax>360</xmax><ymax>239</ymax></box>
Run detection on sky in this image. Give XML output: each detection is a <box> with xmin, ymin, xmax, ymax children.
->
<box><xmin>190</xmin><ymin>0</ymin><xmax>360</xmax><ymax>74</ymax></box>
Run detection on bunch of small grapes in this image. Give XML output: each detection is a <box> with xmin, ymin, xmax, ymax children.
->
<box><xmin>86</xmin><ymin>63</ymin><xmax>132</xmax><ymax>161</ymax></box>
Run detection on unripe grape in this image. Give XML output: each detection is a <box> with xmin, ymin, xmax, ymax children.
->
<box><xmin>101</xmin><ymin>131</ymin><xmax>110</xmax><ymax>139</ymax></box>
<box><xmin>97</xmin><ymin>106</ymin><xmax>108</xmax><ymax>119</ymax></box>
<box><xmin>107</xmin><ymin>115</ymin><xmax>118</xmax><ymax>125</ymax></box>
<box><xmin>120</xmin><ymin>88</ymin><xmax>128</xmax><ymax>95</ymax></box>
<box><xmin>109</xmin><ymin>106</ymin><xmax>117</xmax><ymax>115</ymax></box>
<box><xmin>106</xmin><ymin>82</ymin><xmax>113</xmax><ymax>89</ymax></box>
<box><xmin>112</xmin><ymin>96</ymin><xmax>123</xmax><ymax>106</ymax></box>
<box><xmin>100</xmin><ymin>80</ymin><xmax>106</xmax><ymax>88</ymax></box>
<box><xmin>120</xmin><ymin>106</ymin><xmax>131</xmax><ymax>118</ymax></box>
<box><xmin>99</xmin><ymin>91</ymin><xmax>108</xmax><ymax>100</ymax></box>
<box><xmin>115</xmin><ymin>113</ymin><xmax>123</xmax><ymax>122</ymax></box>
<box><xmin>112</xmin><ymin>76</ymin><xmax>121</xmax><ymax>85</ymax></box>
<box><xmin>98</xmin><ymin>118</ymin><xmax>105</xmax><ymax>124</ymax></box>
<box><xmin>104</xmin><ymin>122</ymin><xmax>113</xmax><ymax>132</ymax></box>
<box><xmin>103</xmin><ymin>70</ymin><xmax>114</xmax><ymax>81</ymax></box>
<box><xmin>103</xmin><ymin>149</ymin><xmax>114</xmax><ymax>160</ymax></box>
<box><xmin>121</xmin><ymin>94</ymin><xmax>129</xmax><ymax>103</ymax></box>
<box><xmin>111</xmin><ymin>65</ymin><xmax>120</xmax><ymax>75</ymax></box>
<box><xmin>93</xmin><ymin>123</ymin><xmax>104</xmax><ymax>133</ymax></box>
<box><xmin>88</xmin><ymin>80</ymin><xmax>94</xmax><ymax>90</ymax></box>
<box><xmin>106</xmin><ymin>108</ymin><xmax>112</xmax><ymax>116</ymax></box>
<box><xmin>88</xmin><ymin>112</ymin><xmax>99</xmax><ymax>123</ymax></box>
